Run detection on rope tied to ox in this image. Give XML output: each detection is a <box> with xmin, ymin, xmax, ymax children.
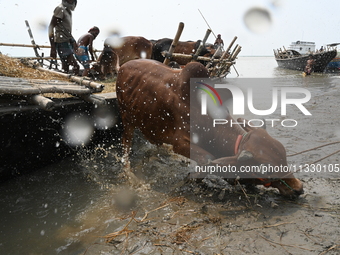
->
<box><xmin>287</xmin><ymin>141</ymin><xmax>340</xmax><ymax>171</ymax></box>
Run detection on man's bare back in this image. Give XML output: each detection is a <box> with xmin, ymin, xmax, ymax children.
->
<box><xmin>75</xmin><ymin>26</ymin><xmax>100</xmax><ymax>76</ymax></box>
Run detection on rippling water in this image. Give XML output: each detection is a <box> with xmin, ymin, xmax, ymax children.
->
<box><xmin>0</xmin><ymin>57</ymin><xmax>339</xmax><ymax>254</ymax></box>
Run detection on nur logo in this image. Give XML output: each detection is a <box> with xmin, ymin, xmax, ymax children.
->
<box><xmin>198</xmin><ymin>82</ymin><xmax>311</xmax><ymax>116</ymax></box>
<box><xmin>197</xmin><ymin>82</ymin><xmax>222</xmax><ymax>115</ymax></box>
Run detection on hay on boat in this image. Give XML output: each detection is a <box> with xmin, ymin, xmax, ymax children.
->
<box><xmin>0</xmin><ymin>53</ymin><xmax>116</xmax><ymax>94</ymax></box>
<box><xmin>0</xmin><ymin>53</ymin><xmax>69</xmax><ymax>81</ymax></box>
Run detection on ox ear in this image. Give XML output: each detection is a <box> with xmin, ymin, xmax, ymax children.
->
<box><xmin>237</xmin><ymin>118</ymin><xmax>256</xmax><ymax>132</ymax></box>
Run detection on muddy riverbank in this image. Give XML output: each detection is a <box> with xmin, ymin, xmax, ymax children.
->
<box><xmin>1</xmin><ymin>60</ymin><xmax>339</xmax><ymax>255</ymax></box>
<box><xmin>81</xmin><ymin>80</ymin><xmax>340</xmax><ymax>254</ymax></box>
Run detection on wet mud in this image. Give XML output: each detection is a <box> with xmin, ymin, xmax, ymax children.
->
<box><xmin>58</xmin><ymin>81</ymin><xmax>340</xmax><ymax>255</ymax></box>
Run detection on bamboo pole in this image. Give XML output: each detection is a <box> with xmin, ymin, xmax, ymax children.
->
<box><xmin>0</xmin><ymin>43</ymin><xmax>102</xmax><ymax>55</ymax></box>
<box><xmin>18</xmin><ymin>57</ymin><xmax>58</xmax><ymax>60</ymax></box>
<box><xmin>191</xmin><ymin>29</ymin><xmax>211</xmax><ymax>61</ymax></box>
<box><xmin>228</xmin><ymin>44</ymin><xmax>239</xmax><ymax>61</ymax></box>
<box><xmin>230</xmin><ymin>45</ymin><xmax>242</xmax><ymax>61</ymax></box>
<box><xmin>30</xmin><ymin>62</ymin><xmax>104</xmax><ymax>92</ymax></box>
<box><xmin>43</xmin><ymin>68</ymin><xmax>104</xmax><ymax>91</ymax></box>
<box><xmin>206</xmin><ymin>45</ymin><xmax>222</xmax><ymax>68</ymax></box>
<box><xmin>161</xmin><ymin>52</ymin><xmax>229</xmax><ymax>63</ymax></box>
<box><xmin>1</xmin><ymin>84</ymin><xmax>92</xmax><ymax>95</ymax></box>
<box><xmin>163</xmin><ymin>22</ymin><xmax>184</xmax><ymax>66</ymax></box>
<box><xmin>0</xmin><ymin>42</ymin><xmax>51</xmax><ymax>48</ymax></box>
<box><xmin>78</xmin><ymin>94</ymin><xmax>106</xmax><ymax>105</ymax></box>
<box><xmin>224</xmin><ymin>36</ymin><xmax>238</xmax><ymax>57</ymax></box>
<box><xmin>27</xmin><ymin>94</ymin><xmax>55</xmax><ymax>111</ymax></box>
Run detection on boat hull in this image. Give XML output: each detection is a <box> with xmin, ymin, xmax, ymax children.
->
<box><xmin>275</xmin><ymin>50</ymin><xmax>337</xmax><ymax>72</ymax></box>
<box><xmin>327</xmin><ymin>52</ymin><xmax>340</xmax><ymax>69</ymax></box>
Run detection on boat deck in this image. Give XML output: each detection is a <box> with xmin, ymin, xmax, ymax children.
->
<box><xmin>0</xmin><ymin>76</ymin><xmax>116</xmax><ymax>114</ymax></box>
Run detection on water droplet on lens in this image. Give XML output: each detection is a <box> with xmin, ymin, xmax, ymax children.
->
<box><xmin>61</xmin><ymin>113</ymin><xmax>94</xmax><ymax>147</ymax></box>
<box><xmin>105</xmin><ymin>31</ymin><xmax>123</xmax><ymax>48</ymax></box>
<box><xmin>244</xmin><ymin>7</ymin><xmax>272</xmax><ymax>34</ymax></box>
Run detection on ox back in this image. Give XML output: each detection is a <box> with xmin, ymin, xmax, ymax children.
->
<box><xmin>112</xmin><ymin>36</ymin><xmax>153</xmax><ymax>66</ymax></box>
<box><xmin>92</xmin><ymin>36</ymin><xmax>153</xmax><ymax>79</ymax></box>
<box><xmin>116</xmin><ymin>59</ymin><xmax>209</xmax><ymax>158</ymax></box>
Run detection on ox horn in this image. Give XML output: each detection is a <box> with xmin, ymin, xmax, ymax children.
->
<box><xmin>237</xmin><ymin>150</ymin><xmax>253</xmax><ymax>162</ymax></box>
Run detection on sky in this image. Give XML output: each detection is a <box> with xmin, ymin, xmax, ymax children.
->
<box><xmin>0</xmin><ymin>0</ymin><xmax>339</xmax><ymax>57</ymax></box>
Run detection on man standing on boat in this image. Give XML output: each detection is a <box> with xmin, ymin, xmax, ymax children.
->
<box><xmin>304</xmin><ymin>55</ymin><xmax>315</xmax><ymax>75</ymax></box>
<box><xmin>214</xmin><ymin>34</ymin><xmax>224</xmax><ymax>48</ymax></box>
<box><xmin>48</xmin><ymin>0</ymin><xmax>80</xmax><ymax>75</ymax></box>
<box><xmin>214</xmin><ymin>34</ymin><xmax>224</xmax><ymax>57</ymax></box>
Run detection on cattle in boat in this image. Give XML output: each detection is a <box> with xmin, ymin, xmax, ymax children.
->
<box><xmin>116</xmin><ymin>59</ymin><xmax>304</xmax><ymax>198</ymax></box>
<box><xmin>90</xmin><ymin>45</ymin><xmax>119</xmax><ymax>80</ymax></box>
<box><xmin>152</xmin><ymin>38</ymin><xmax>211</xmax><ymax>65</ymax></box>
<box><xmin>91</xmin><ymin>36</ymin><xmax>153</xmax><ymax>79</ymax></box>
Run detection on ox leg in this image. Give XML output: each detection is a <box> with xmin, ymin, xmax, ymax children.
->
<box><xmin>172</xmin><ymin>135</ymin><xmax>215</xmax><ymax>165</ymax></box>
<box><xmin>173</xmin><ymin>139</ymin><xmax>215</xmax><ymax>180</ymax></box>
<box><xmin>120</xmin><ymin>124</ymin><xmax>141</xmax><ymax>185</ymax></box>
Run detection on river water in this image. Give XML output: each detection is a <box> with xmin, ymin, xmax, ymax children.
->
<box><xmin>0</xmin><ymin>57</ymin><xmax>339</xmax><ymax>255</ymax></box>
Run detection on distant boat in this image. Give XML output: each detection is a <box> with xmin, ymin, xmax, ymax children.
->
<box><xmin>326</xmin><ymin>43</ymin><xmax>340</xmax><ymax>69</ymax></box>
<box><xmin>273</xmin><ymin>41</ymin><xmax>337</xmax><ymax>72</ymax></box>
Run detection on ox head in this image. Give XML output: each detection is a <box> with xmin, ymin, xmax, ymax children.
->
<box><xmin>237</xmin><ymin>120</ymin><xmax>303</xmax><ymax>198</ymax></box>
<box><xmin>211</xmin><ymin>118</ymin><xmax>304</xmax><ymax>199</ymax></box>
<box><xmin>90</xmin><ymin>45</ymin><xmax>119</xmax><ymax>80</ymax></box>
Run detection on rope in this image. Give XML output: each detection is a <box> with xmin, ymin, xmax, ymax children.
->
<box><xmin>296</xmin><ymin>149</ymin><xmax>340</xmax><ymax>171</ymax></box>
<box><xmin>287</xmin><ymin>141</ymin><xmax>340</xmax><ymax>172</ymax></box>
<box><xmin>287</xmin><ymin>141</ymin><xmax>340</xmax><ymax>157</ymax></box>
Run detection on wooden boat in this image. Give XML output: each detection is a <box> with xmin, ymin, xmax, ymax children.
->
<box><xmin>326</xmin><ymin>43</ymin><xmax>340</xmax><ymax>69</ymax></box>
<box><xmin>273</xmin><ymin>41</ymin><xmax>337</xmax><ymax>72</ymax></box>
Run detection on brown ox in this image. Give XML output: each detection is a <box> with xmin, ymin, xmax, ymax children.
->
<box><xmin>116</xmin><ymin>59</ymin><xmax>303</xmax><ymax>198</ymax></box>
<box><xmin>91</xmin><ymin>45</ymin><xmax>119</xmax><ymax>80</ymax></box>
<box><xmin>91</xmin><ymin>36</ymin><xmax>153</xmax><ymax>79</ymax></box>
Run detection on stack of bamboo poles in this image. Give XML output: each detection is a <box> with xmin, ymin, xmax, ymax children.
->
<box><xmin>160</xmin><ymin>25</ymin><xmax>241</xmax><ymax>78</ymax></box>
<box><xmin>208</xmin><ymin>36</ymin><xmax>242</xmax><ymax>78</ymax></box>
<box><xmin>23</xmin><ymin>60</ymin><xmax>106</xmax><ymax>108</ymax></box>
